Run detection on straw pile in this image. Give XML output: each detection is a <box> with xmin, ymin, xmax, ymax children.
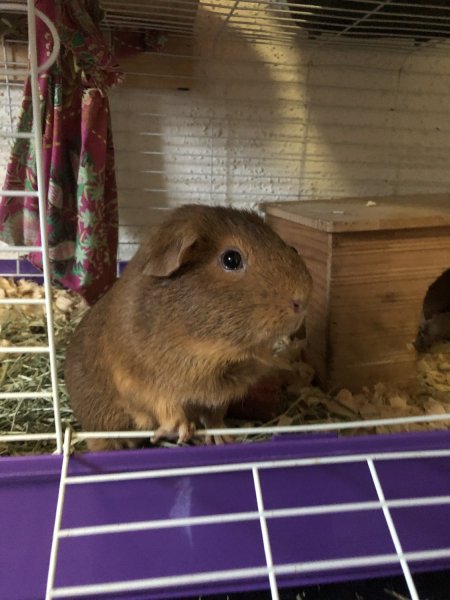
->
<box><xmin>0</xmin><ymin>276</ymin><xmax>448</xmax><ymax>455</ymax></box>
<box><xmin>0</xmin><ymin>277</ymin><xmax>87</xmax><ymax>455</ymax></box>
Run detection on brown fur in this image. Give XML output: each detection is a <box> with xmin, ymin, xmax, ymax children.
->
<box><xmin>64</xmin><ymin>204</ymin><xmax>312</xmax><ymax>450</ymax></box>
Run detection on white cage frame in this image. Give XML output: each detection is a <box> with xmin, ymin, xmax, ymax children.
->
<box><xmin>0</xmin><ymin>0</ymin><xmax>62</xmax><ymax>451</ymax></box>
<box><xmin>0</xmin><ymin>3</ymin><xmax>450</xmax><ymax>600</ymax></box>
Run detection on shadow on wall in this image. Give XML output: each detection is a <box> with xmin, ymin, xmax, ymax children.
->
<box><xmin>111</xmin><ymin>4</ymin><xmax>450</xmax><ymax>259</ymax></box>
<box><xmin>301</xmin><ymin>41</ymin><xmax>450</xmax><ymax>199</ymax></box>
<box><xmin>110</xmin><ymin>4</ymin><xmax>300</xmax><ymax>260</ymax></box>
<box><xmin>191</xmin><ymin>5</ymin><xmax>297</xmax><ymax>209</ymax></box>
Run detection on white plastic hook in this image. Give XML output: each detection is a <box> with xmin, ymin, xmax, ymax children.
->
<box><xmin>0</xmin><ymin>3</ymin><xmax>60</xmax><ymax>73</ymax></box>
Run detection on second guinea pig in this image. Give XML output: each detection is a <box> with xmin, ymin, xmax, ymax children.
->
<box><xmin>64</xmin><ymin>204</ymin><xmax>312</xmax><ymax>450</ymax></box>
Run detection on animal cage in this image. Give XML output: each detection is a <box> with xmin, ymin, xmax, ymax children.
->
<box><xmin>1</xmin><ymin>1</ymin><xmax>450</xmax><ymax>599</ymax></box>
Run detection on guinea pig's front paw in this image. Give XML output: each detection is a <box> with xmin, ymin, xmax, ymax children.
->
<box><xmin>199</xmin><ymin>411</ymin><xmax>234</xmax><ymax>445</ymax></box>
<box><xmin>205</xmin><ymin>433</ymin><xmax>235</xmax><ymax>445</ymax></box>
<box><xmin>152</xmin><ymin>420</ymin><xmax>196</xmax><ymax>445</ymax></box>
<box><xmin>176</xmin><ymin>420</ymin><xmax>196</xmax><ymax>444</ymax></box>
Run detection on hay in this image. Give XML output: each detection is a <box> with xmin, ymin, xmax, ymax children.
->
<box><xmin>0</xmin><ymin>276</ymin><xmax>448</xmax><ymax>456</ymax></box>
<box><xmin>0</xmin><ymin>277</ymin><xmax>87</xmax><ymax>455</ymax></box>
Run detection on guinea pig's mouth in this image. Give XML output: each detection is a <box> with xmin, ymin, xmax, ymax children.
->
<box><xmin>288</xmin><ymin>316</ymin><xmax>306</xmax><ymax>336</ymax></box>
<box><xmin>259</xmin><ymin>313</ymin><xmax>307</xmax><ymax>344</ymax></box>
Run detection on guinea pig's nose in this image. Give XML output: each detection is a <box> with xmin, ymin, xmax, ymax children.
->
<box><xmin>291</xmin><ymin>299</ymin><xmax>302</xmax><ymax>314</ymax></box>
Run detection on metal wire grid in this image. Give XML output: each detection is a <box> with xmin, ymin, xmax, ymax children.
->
<box><xmin>99</xmin><ymin>1</ymin><xmax>450</xmax><ymax>51</ymax></box>
<box><xmin>95</xmin><ymin>5</ymin><xmax>450</xmax><ymax>254</ymax></box>
<box><xmin>0</xmin><ymin>7</ymin><xmax>448</xmax><ymax>598</ymax></box>
<box><xmin>0</xmin><ymin>3</ymin><xmax>449</xmax><ymax>449</ymax></box>
<box><xmin>0</xmin><ymin>45</ymin><xmax>25</xmax><ymax>136</ymax></box>
<box><xmin>43</xmin><ymin>428</ymin><xmax>450</xmax><ymax>600</ymax></box>
<box><xmin>0</xmin><ymin>2</ymin><xmax>62</xmax><ymax>450</ymax></box>
<box><xmin>3</xmin><ymin>411</ymin><xmax>450</xmax><ymax>449</ymax></box>
<box><xmin>101</xmin><ymin>0</ymin><xmax>200</xmax><ymax>36</ymax></box>
<box><xmin>109</xmin><ymin>49</ymin><xmax>450</xmax><ymax>261</ymax></box>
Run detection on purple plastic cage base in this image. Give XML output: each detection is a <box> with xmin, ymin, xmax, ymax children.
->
<box><xmin>0</xmin><ymin>258</ymin><xmax>128</xmax><ymax>284</ymax></box>
<box><xmin>1</xmin><ymin>430</ymin><xmax>450</xmax><ymax>600</ymax></box>
<box><xmin>0</xmin><ymin>257</ymin><xmax>44</xmax><ymax>283</ymax></box>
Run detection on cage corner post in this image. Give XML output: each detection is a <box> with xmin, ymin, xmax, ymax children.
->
<box><xmin>26</xmin><ymin>0</ymin><xmax>63</xmax><ymax>452</ymax></box>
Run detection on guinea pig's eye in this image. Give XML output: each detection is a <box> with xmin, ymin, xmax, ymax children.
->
<box><xmin>221</xmin><ymin>249</ymin><xmax>244</xmax><ymax>271</ymax></box>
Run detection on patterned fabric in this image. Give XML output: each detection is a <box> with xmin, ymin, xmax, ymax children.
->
<box><xmin>0</xmin><ymin>0</ymin><xmax>122</xmax><ymax>304</ymax></box>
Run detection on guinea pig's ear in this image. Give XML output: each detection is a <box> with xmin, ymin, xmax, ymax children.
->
<box><xmin>143</xmin><ymin>228</ymin><xmax>198</xmax><ymax>277</ymax></box>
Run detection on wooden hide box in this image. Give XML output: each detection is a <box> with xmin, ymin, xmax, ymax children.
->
<box><xmin>264</xmin><ymin>195</ymin><xmax>450</xmax><ymax>392</ymax></box>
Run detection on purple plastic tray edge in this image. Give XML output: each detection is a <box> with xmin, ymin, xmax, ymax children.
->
<box><xmin>1</xmin><ymin>430</ymin><xmax>449</xmax><ymax>600</ymax></box>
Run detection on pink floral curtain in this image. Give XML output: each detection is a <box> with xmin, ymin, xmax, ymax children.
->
<box><xmin>0</xmin><ymin>0</ymin><xmax>122</xmax><ymax>304</ymax></box>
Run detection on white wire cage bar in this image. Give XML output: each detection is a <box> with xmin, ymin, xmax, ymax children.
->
<box><xmin>43</xmin><ymin>427</ymin><xmax>450</xmax><ymax>600</ymax></box>
<box><xmin>99</xmin><ymin>1</ymin><xmax>450</xmax><ymax>51</ymax></box>
<box><xmin>46</xmin><ymin>549</ymin><xmax>450</xmax><ymax>599</ymax></box>
<box><xmin>1</xmin><ymin>408</ymin><xmax>449</xmax><ymax>445</ymax></box>
<box><xmin>62</xmin><ymin>448</ymin><xmax>450</xmax><ymax>485</ymax></box>
<box><xmin>0</xmin><ymin>296</ymin><xmax>46</xmax><ymax>304</ymax></box>
<box><xmin>0</xmin><ymin>390</ymin><xmax>52</xmax><ymax>398</ymax></box>
<box><xmin>0</xmin><ymin>189</ymin><xmax>39</xmax><ymax>196</ymax></box>
<box><xmin>56</xmin><ymin>494</ymin><xmax>450</xmax><ymax>538</ymax></box>
<box><xmin>0</xmin><ymin>1</ymin><xmax>62</xmax><ymax>451</ymax></box>
<box><xmin>73</xmin><ymin>411</ymin><xmax>450</xmax><ymax>440</ymax></box>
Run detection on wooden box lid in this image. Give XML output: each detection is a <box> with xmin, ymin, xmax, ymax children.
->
<box><xmin>264</xmin><ymin>194</ymin><xmax>450</xmax><ymax>233</ymax></box>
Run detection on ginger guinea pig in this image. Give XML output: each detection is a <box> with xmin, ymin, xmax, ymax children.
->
<box><xmin>64</xmin><ymin>204</ymin><xmax>312</xmax><ymax>450</ymax></box>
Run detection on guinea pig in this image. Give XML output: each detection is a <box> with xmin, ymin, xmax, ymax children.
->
<box><xmin>64</xmin><ymin>204</ymin><xmax>312</xmax><ymax>450</ymax></box>
<box><xmin>414</xmin><ymin>312</ymin><xmax>450</xmax><ymax>352</ymax></box>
